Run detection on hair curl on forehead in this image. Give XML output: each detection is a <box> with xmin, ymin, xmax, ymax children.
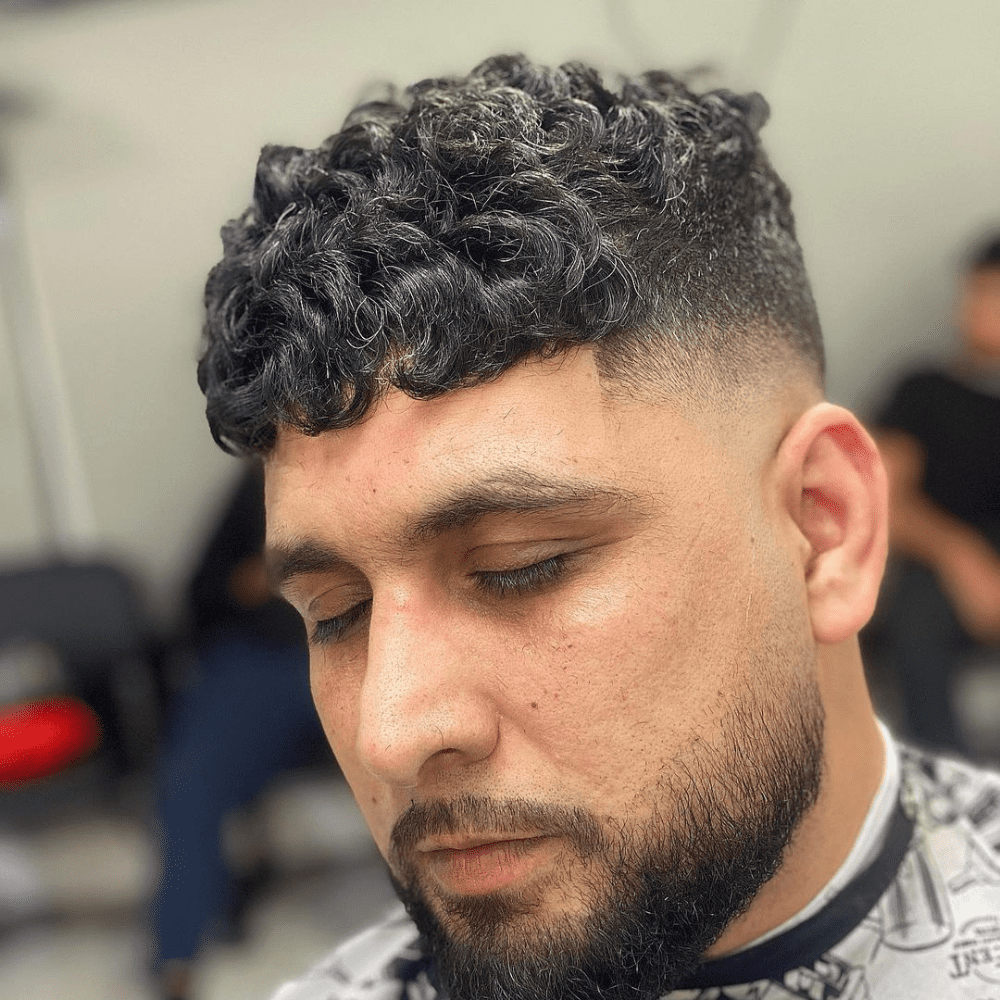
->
<box><xmin>199</xmin><ymin>54</ymin><xmax>823</xmax><ymax>456</ymax></box>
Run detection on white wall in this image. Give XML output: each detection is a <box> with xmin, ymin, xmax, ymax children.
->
<box><xmin>0</xmin><ymin>0</ymin><xmax>997</xmax><ymax>617</ymax></box>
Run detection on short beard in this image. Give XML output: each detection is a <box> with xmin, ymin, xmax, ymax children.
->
<box><xmin>388</xmin><ymin>676</ymin><xmax>825</xmax><ymax>1000</ymax></box>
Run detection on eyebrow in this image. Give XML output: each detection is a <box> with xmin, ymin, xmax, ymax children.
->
<box><xmin>267</xmin><ymin>469</ymin><xmax>646</xmax><ymax>591</ymax></box>
<box><xmin>267</xmin><ymin>538</ymin><xmax>354</xmax><ymax>593</ymax></box>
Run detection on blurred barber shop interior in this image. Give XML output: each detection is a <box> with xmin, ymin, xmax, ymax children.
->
<box><xmin>1</xmin><ymin>0</ymin><xmax>998</xmax><ymax>996</ymax></box>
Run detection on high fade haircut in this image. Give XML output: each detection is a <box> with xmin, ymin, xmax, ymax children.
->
<box><xmin>199</xmin><ymin>54</ymin><xmax>824</xmax><ymax>456</ymax></box>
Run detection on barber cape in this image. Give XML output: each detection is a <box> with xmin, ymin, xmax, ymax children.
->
<box><xmin>272</xmin><ymin>743</ymin><xmax>1000</xmax><ymax>1000</ymax></box>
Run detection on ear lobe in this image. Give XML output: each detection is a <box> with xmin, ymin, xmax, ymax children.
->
<box><xmin>778</xmin><ymin>404</ymin><xmax>888</xmax><ymax>645</ymax></box>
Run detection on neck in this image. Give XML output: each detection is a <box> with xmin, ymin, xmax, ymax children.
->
<box><xmin>706</xmin><ymin>637</ymin><xmax>884</xmax><ymax>956</ymax></box>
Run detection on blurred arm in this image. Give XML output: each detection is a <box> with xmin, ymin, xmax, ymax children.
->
<box><xmin>877</xmin><ymin>429</ymin><xmax>1000</xmax><ymax>643</ymax></box>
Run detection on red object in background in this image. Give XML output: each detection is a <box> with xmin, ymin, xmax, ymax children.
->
<box><xmin>0</xmin><ymin>696</ymin><xmax>102</xmax><ymax>787</ymax></box>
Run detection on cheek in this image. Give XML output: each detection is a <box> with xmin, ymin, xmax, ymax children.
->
<box><xmin>309</xmin><ymin>648</ymin><xmax>355</xmax><ymax>746</ymax></box>
<box><xmin>528</xmin><ymin>564</ymin><xmax>739</xmax><ymax>774</ymax></box>
<box><xmin>308</xmin><ymin>653</ymin><xmax>394</xmax><ymax>854</ymax></box>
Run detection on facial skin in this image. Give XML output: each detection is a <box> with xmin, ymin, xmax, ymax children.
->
<box><xmin>960</xmin><ymin>266</ymin><xmax>1000</xmax><ymax>363</ymax></box>
<box><xmin>266</xmin><ymin>346</ymin><xmax>886</xmax><ymax>998</ymax></box>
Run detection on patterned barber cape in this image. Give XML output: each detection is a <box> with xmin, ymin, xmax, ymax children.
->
<box><xmin>272</xmin><ymin>744</ymin><xmax>1000</xmax><ymax>1000</ymax></box>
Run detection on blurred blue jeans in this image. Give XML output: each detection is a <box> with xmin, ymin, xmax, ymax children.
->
<box><xmin>151</xmin><ymin>633</ymin><xmax>327</xmax><ymax>965</ymax></box>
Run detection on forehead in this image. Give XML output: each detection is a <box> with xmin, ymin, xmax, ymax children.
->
<box><xmin>349</xmin><ymin>350</ymin><xmax>609</xmax><ymax>462</ymax></box>
<box><xmin>263</xmin><ymin>348</ymin><xmax>744</xmax><ymax>552</ymax></box>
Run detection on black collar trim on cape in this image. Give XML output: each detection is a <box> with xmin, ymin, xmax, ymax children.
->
<box><xmin>674</xmin><ymin>796</ymin><xmax>916</xmax><ymax>990</ymax></box>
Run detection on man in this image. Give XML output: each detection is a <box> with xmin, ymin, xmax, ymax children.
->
<box><xmin>197</xmin><ymin>55</ymin><xmax>1000</xmax><ymax>1000</ymax></box>
<box><xmin>874</xmin><ymin>234</ymin><xmax>1000</xmax><ymax>753</ymax></box>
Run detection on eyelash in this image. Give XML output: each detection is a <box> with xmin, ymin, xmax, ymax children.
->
<box><xmin>310</xmin><ymin>554</ymin><xmax>570</xmax><ymax>646</ymax></box>
<box><xmin>472</xmin><ymin>554</ymin><xmax>568</xmax><ymax>597</ymax></box>
<box><xmin>312</xmin><ymin>600</ymin><xmax>372</xmax><ymax>646</ymax></box>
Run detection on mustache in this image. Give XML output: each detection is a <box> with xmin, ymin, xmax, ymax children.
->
<box><xmin>390</xmin><ymin>794</ymin><xmax>605</xmax><ymax>862</ymax></box>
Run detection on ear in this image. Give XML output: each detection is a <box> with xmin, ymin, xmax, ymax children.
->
<box><xmin>775</xmin><ymin>403</ymin><xmax>888</xmax><ymax>645</ymax></box>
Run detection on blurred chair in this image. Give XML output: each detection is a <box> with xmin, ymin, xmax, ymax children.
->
<box><xmin>0</xmin><ymin>559</ymin><xmax>163</xmax><ymax>791</ymax></box>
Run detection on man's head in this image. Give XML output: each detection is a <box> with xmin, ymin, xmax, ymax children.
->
<box><xmin>200</xmin><ymin>56</ymin><xmax>887</xmax><ymax>1000</ymax></box>
<box><xmin>960</xmin><ymin>232</ymin><xmax>1000</xmax><ymax>363</ymax></box>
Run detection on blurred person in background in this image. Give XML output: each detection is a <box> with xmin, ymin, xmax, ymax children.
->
<box><xmin>151</xmin><ymin>462</ymin><xmax>328</xmax><ymax>1000</ymax></box>
<box><xmin>874</xmin><ymin>233</ymin><xmax>1000</xmax><ymax>754</ymax></box>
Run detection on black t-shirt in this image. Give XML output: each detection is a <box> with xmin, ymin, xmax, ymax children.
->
<box><xmin>190</xmin><ymin>463</ymin><xmax>305</xmax><ymax>648</ymax></box>
<box><xmin>877</xmin><ymin>369</ymin><xmax>1000</xmax><ymax>536</ymax></box>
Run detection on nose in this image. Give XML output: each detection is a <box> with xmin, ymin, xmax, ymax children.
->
<box><xmin>355</xmin><ymin>589</ymin><xmax>500</xmax><ymax>788</ymax></box>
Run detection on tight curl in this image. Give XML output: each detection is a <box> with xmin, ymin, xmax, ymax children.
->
<box><xmin>199</xmin><ymin>54</ymin><xmax>823</xmax><ymax>455</ymax></box>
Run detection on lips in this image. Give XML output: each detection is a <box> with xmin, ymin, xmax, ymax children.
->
<box><xmin>419</xmin><ymin>832</ymin><xmax>544</xmax><ymax>853</ymax></box>
<box><xmin>418</xmin><ymin>834</ymin><xmax>554</xmax><ymax>896</ymax></box>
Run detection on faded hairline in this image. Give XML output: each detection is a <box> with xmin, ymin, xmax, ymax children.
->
<box><xmin>596</xmin><ymin>317</ymin><xmax>824</xmax><ymax>411</ymax></box>
<box><xmin>264</xmin><ymin>321</ymin><xmax>822</xmax><ymax>459</ymax></box>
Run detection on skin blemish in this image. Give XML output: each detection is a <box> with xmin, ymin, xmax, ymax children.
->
<box><xmin>531</xmin><ymin>702</ymin><xmax>539</xmax><ymax>709</ymax></box>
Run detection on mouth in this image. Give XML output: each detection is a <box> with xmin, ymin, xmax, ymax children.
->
<box><xmin>417</xmin><ymin>834</ymin><xmax>556</xmax><ymax>896</ymax></box>
<box><xmin>418</xmin><ymin>831</ymin><xmax>544</xmax><ymax>853</ymax></box>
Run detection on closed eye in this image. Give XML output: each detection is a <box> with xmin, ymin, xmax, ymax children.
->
<box><xmin>310</xmin><ymin>553</ymin><xmax>571</xmax><ymax>644</ymax></box>
<box><xmin>312</xmin><ymin>599</ymin><xmax>371</xmax><ymax>646</ymax></box>
<box><xmin>473</xmin><ymin>554</ymin><xmax>568</xmax><ymax>597</ymax></box>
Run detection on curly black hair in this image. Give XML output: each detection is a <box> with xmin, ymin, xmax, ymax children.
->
<box><xmin>199</xmin><ymin>54</ymin><xmax>824</xmax><ymax>456</ymax></box>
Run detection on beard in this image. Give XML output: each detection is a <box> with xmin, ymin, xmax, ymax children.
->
<box><xmin>387</xmin><ymin>670</ymin><xmax>825</xmax><ymax>1000</ymax></box>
